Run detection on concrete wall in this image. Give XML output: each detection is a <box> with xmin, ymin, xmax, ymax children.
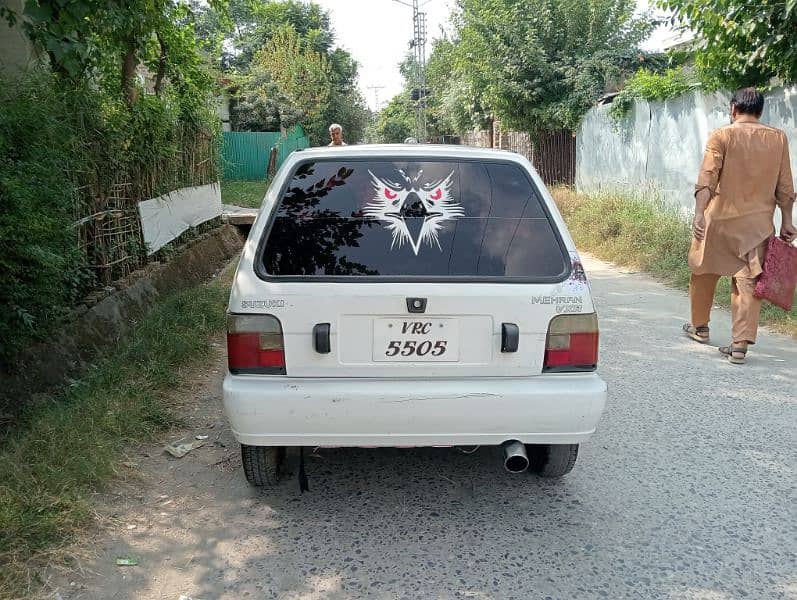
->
<box><xmin>218</xmin><ymin>91</ymin><xmax>232</xmax><ymax>132</ymax></box>
<box><xmin>0</xmin><ymin>225</ymin><xmax>245</xmax><ymax>424</ymax></box>
<box><xmin>576</xmin><ymin>87</ymin><xmax>797</xmax><ymax>221</ymax></box>
<box><xmin>0</xmin><ymin>0</ymin><xmax>35</xmax><ymax>76</ymax></box>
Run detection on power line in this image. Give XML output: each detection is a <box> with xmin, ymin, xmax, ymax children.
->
<box><xmin>367</xmin><ymin>85</ymin><xmax>385</xmax><ymax>112</ymax></box>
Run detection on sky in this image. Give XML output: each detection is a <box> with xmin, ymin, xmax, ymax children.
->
<box><xmin>312</xmin><ymin>0</ymin><xmax>678</xmax><ymax>111</ymax></box>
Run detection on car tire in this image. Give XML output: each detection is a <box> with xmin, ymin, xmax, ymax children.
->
<box><xmin>241</xmin><ymin>444</ymin><xmax>285</xmax><ymax>487</ymax></box>
<box><xmin>526</xmin><ymin>444</ymin><xmax>578</xmax><ymax>478</ymax></box>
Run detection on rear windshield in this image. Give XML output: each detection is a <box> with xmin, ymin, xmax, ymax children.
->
<box><xmin>258</xmin><ymin>159</ymin><xmax>569</xmax><ymax>280</ymax></box>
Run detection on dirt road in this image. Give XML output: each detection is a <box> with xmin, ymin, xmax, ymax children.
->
<box><xmin>43</xmin><ymin>255</ymin><xmax>797</xmax><ymax>600</ymax></box>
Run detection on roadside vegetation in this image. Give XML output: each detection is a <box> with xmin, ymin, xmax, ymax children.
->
<box><xmin>204</xmin><ymin>0</ymin><xmax>370</xmax><ymax>145</ymax></box>
<box><xmin>375</xmin><ymin>0</ymin><xmax>796</xmax><ymax>142</ymax></box>
<box><xmin>658</xmin><ymin>0</ymin><xmax>796</xmax><ymax>90</ymax></box>
<box><xmin>0</xmin><ymin>0</ymin><xmax>371</xmax><ymax>370</ymax></box>
<box><xmin>0</xmin><ymin>1</ymin><xmax>367</xmax><ymax>588</ymax></box>
<box><xmin>0</xmin><ymin>0</ymin><xmax>222</xmax><ymax>368</ymax></box>
<box><xmin>375</xmin><ymin>0</ymin><xmax>659</xmax><ymax>142</ymax></box>
<box><xmin>0</xmin><ymin>271</ymin><xmax>231</xmax><ymax>597</ymax></box>
<box><xmin>606</xmin><ymin>1</ymin><xmax>796</xmax><ymax>119</ymax></box>
<box><xmin>608</xmin><ymin>67</ymin><xmax>701</xmax><ymax>120</ymax></box>
<box><xmin>221</xmin><ymin>179</ymin><xmax>269</xmax><ymax>208</ymax></box>
<box><xmin>552</xmin><ymin>187</ymin><xmax>797</xmax><ymax>336</ymax></box>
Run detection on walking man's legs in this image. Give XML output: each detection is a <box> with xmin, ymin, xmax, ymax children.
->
<box><xmin>730</xmin><ymin>276</ymin><xmax>763</xmax><ymax>345</ymax></box>
<box><xmin>690</xmin><ymin>273</ymin><xmax>720</xmax><ymax>329</ymax></box>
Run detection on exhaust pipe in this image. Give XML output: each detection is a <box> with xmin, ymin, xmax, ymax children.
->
<box><xmin>502</xmin><ymin>440</ymin><xmax>529</xmax><ymax>473</ymax></box>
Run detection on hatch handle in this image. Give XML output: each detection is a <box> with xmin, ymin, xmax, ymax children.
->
<box><xmin>501</xmin><ymin>323</ymin><xmax>519</xmax><ymax>353</ymax></box>
<box><xmin>313</xmin><ymin>323</ymin><xmax>331</xmax><ymax>354</ymax></box>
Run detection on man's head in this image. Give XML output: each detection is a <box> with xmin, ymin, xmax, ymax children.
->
<box><xmin>730</xmin><ymin>88</ymin><xmax>764</xmax><ymax>122</ymax></box>
<box><xmin>329</xmin><ymin>123</ymin><xmax>344</xmax><ymax>145</ymax></box>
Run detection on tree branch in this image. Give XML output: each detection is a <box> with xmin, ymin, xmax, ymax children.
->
<box><xmin>154</xmin><ymin>32</ymin><xmax>168</xmax><ymax>96</ymax></box>
<box><xmin>122</xmin><ymin>40</ymin><xmax>139</xmax><ymax>105</ymax></box>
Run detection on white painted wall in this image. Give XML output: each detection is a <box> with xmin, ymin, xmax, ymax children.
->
<box><xmin>576</xmin><ymin>86</ymin><xmax>797</xmax><ymax>224</ymax></box>
<box><xmin>217</xmin><ymin>92</ymin><xmax>231</xmax><ymax>132</ymax></box>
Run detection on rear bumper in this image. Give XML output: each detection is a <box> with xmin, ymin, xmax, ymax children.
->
<box><xmin>223</xmin><ymin>373</ymin><xmax>607</xmax><ymax>446</ymax></box>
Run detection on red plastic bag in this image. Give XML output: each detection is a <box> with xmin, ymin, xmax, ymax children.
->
<box><xmin>754</xmin><ymin>235</ymin><xmax>797</xmax><ymax>311</ymax></box>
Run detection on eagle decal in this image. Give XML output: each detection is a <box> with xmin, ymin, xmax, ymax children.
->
<box><xmin>363</xmin><ymin>169</ymin><xmax>464</xmax><ymax>255</ymax></box>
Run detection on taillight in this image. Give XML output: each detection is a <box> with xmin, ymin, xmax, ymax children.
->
<box><xmin>227</xmin><ymin>314</ymin><xmax>285</xmax><ymax>374</ymax></box>
<box><xmin>543</xmin><ymin>313</ymin><xmax>599</xmax><ymax>372</ymax></box>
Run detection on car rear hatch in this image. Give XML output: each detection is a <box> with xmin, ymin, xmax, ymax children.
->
<box><xmin>236</xmin><ymin>156</ymin><xmax>596</xmax><ymax>378</ymax></box>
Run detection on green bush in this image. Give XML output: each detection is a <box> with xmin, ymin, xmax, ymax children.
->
<box><xmin>0</xmin><ymin>73</ymin><xmax>92</xmax><ymax>362</ymax></box>
<box><xmin>0</xmin><ymin>70</ymin><xmax>222</xmax><ymax>367</ymax></box>
<box><xmin>126</xmin><ymin>94</ymin><xmax>221</xmax><ymax>199</ymax></box>
<box><xmin>609</xmin><ymin>68</ymin><xmax>701</xmax><ymax>121</ymax></box>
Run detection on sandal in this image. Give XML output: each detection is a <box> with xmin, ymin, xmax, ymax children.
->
<box><xmin>719</xmin><ymin>344</ymin><xmax>747</xmax><ymax>365</ymax></box>
<box><xmin>683</xmin><ymin>323</ymin><xmax>710</xmax><ymax>344</ymax></box>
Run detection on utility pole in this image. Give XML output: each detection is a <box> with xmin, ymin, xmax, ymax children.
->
<box><xmin>366</xmin><ymin>84</ymin><xmax>385</xmax><ymax>143</ymax></box>
<box><xmin>393</xmin><ymin>0</ymin><xmax>430</xmax><ymax>142</ymax></box>
<box><xmin>367</xmin><ymin>85</ymin><xmax>385</xmax><ymax>112</ymax></box>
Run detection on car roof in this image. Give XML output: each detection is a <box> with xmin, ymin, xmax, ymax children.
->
<box><xmin>289</xmin><ymin>144</ymin><xmax>525</xmax><ymax>163</ymax></box>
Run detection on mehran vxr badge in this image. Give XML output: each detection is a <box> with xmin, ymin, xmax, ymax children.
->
<box><xmin>363</xmin><ymin>169</ymin><xmax>464</xmax><ymax>255</ymax></box>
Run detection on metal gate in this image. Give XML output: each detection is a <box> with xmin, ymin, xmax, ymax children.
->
<box><xmin>221</xmin><ymin>125</ymin><xmax>309</xmax><ymax>180</ymax></box>
<box><xmin>463</xmin><ymin>122</ymin><xmax>576</xmax><ymax>186</ymax></box>
<box><xmin>531</xmin><ymin>129</ymin><xmax>576</xmax><ymax>186</ymax></box>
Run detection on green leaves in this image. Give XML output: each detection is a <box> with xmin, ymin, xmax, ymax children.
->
<box><xmin>234</xmin><ymin>26</ymin><xmax>329</xmax><ymax>138</ymax></box>
<box><xmin>17</xmin><ymin>0</ymin><xmax>100</xmax><ymax>79</ymax></box>
<box><xmin>0</xmin><ymin>73</ymin><xmax>88</xmax><ymax>362</ymax></box>
<box><xmin>227</xmin><ymin>3</ymin><xmax>369</xmax><ymax>145</ymax></box>
<box><xmin>658</xmin><ymin>0</ymin><xmax>797</xmax><ymax>88</ymax></box>
<box><xmin>374</xmin><ymin>91</ymin><xmax>416</xmax><ymax>143</ymax></box>
<box><xmin>21</xmin><ymin>1</ymin><xmax>52</xmax><ymax>21</ymax></box>
<box><xmin>433</xmin><ymin>0</ymin><xmax>655</xmax><ymax>134</ymax></box>
<box><xmin>608</xmin><ymin>67</ymin><xmax>701</xmax><ymax>121</ymax></box>
<box><xmin>14</xmin><ymin>0</ymin><xmax>228</xmax><ymax>104</ymax></box>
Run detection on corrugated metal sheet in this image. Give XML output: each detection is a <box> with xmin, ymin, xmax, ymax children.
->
<box><xmin>275</xmin><ymin>125</ymin><xmax>310</xmax><ymax>168</ymax></box>
<box><xmin>222</xmin><ymin>131</ymin><xmax>281</xmax><ymax>180</ymax></box>
<box><xmin>222</xmin><ymin>126</ymin><xmax>310</xmax><ymax>180</ymax></box>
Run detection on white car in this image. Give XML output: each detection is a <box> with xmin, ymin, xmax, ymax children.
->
<box><xmin>223</xmin><ymin>144</ymin><xmax>607</xmax><ymax>486</ymax></box>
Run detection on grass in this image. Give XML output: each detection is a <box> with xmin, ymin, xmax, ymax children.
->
<box><xmin>0</xmin><ymin>271</ymin><xmax>231</xmax><ymax>596</ymax></box>
<box><xmin>551</xmin><ymin>187</ymin><xmax>797</xmax><ymax>336</ymax></box>
<box><xmin>220</xmin><ymin>179</ymin><xmax>269</xmax><ymax>209</ymax></box>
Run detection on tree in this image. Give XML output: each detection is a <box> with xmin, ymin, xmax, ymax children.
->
<box><xmin>233</xmin><ymin>71</ymin><xmax>303</xmax><ymax>131</ymax></box>
<box><xmin>439</xmin><ymin>0</ymin><xmax>655</xmax><ymax>134</ymax></box>
<box><xmin>219</xmin><ymin>1</ymin><xmax>368</xmax><ymax>144</ymax></box>
<box><xmin>194</xmin><ymin>0</ymin><xmax>334</xmax><ymax>72</ymax></box>
<box><xmin>257</xmin><ymin>27</ymin><xmax>331</xmax><ymax>119</ymax></box>
<box><xmin>1</xmin><ymin>0</ymin><xmax>97</xmax><ymax>79</ymax></box>
<box><xmin>315</xmin><ymin>48</ymin><xmax>369</xmax><ymax>144</ymax></box>
<box><xmin>235</xmin><ymin>26</ymin><xmax>329</xmax><ymax>136</ymax></box>
<box><xmin>234</xmin><ymin>0</ymin><xmax>333</xmax><ymax>69</ymax></box>
<box><xmin>658</xmin><ymin>0</ymin><xmax>797</xmax><ymax>88</ymax></box>
<box><xmin>2</xmin><ymin>0</ymin><xmax>227</xmax><ymax>104</ymax></box>
<box><xmin>426</xmin><ymin>36</ymin><xmax>490</xmax><ymax>135</ymax></box>
<box><xmin>374</xmin><ymin>94</ymin><xmax>415</xmax><ymax>143</ymax></box>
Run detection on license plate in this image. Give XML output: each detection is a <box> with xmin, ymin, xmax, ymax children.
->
<box><xmin>373</xmin><ymin>318</ymin><xmax>460</xmax><ymax>362</ymax></box>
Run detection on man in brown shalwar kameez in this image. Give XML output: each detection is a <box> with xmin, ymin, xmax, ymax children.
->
<box><xmin>683</xmin><ymin>88</ymin><xmax>796</xmax><ymax>364</ymax></box>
